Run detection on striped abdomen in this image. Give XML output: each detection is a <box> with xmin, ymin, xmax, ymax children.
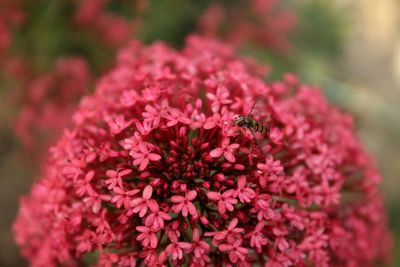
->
<box><xmin>250</xmin><ymin>119</ymin><xmax>268</xmax><ymax>134</ymax></box>
<box><xmin>234</xmin><ymin>116</ymin><xmax>268</xmax><ymax>134</ymax></box>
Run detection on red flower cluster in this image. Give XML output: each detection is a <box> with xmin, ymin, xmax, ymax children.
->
<box><xmin>13</xmin><ymin>36</ymin><xmax>391</xmax><ymax>266</ymax></box>
<box><xmin>14</xmin><ymin>57</ymin><xmax>91</xmax><ymax>150</ymax></box>
<box><xmin>198</xmin><ymin>0</ymin><xmax>297</xmax><ymax>53</ymax></box>
<box><xmin>0</xmin><ymin>0</ymin><xmax>26</xmax><ymax>59</ymax></box>
<box><xmin>74</xmin><ymin>0</ymin><xmax>143</xmax><ymax>47</ymax></box>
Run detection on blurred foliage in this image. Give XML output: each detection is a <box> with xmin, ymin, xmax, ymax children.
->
<box><xmin>4</xmin><ymin>0</ymin><xmax>347</xmax><ymax>79</ymax></box>
<box><xmin>138</xmin><ymin>0</ymin><xmax>208</xmax><ymax>47</ymax></box>
<box><xmin>294</xmin><ymin>0</ymin><xmax>346</xmax><ymax>58</ymax></box>
<box><xmin>9</xmin><ymin>1</ymin><xmax>114</xmax><ymax>74</ymax></box>
<box><xmin>241</xmin><ymin>0</ymin><xmax>347</xmax><ymax>81</ymax></box>
<box><xmin>388</xmin><ymin>204</ymin><xmax>400</xmax><ymax>266</ymax></box>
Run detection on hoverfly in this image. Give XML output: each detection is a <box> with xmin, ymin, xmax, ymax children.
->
<box><xmin>233</xmin><ymin>99</ymin><xmax>269</xmax><ymax>135</ymax></box>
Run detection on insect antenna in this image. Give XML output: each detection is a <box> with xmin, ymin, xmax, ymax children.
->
<box><xmin>247</xmin><ymin>98</ymin><xmax>259</xmax><ymax>117</ymax></box>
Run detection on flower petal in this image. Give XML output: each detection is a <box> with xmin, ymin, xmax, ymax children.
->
<box><xmin>187</xmin><ymin>190</ymin><xmax>197</xmax><ymax>200</ymax></box>
<box><xmin>209</xmin><ymin>148</ymin><xmax>223</xmax><ymax>158</ymax></box>
<box><xmin>148</xmin><ymin>153</ymin><xmax>161</xmax><ymax>161</ymax></box>
<box><xmin>207</xmin><ymin>192</ymin><xmax>221</xmax><ymax>201</ymax></box>
<box><xmin>143</xmin><ymin>185</ymin><xmax>153</xmax><ymax>199</ymax></box>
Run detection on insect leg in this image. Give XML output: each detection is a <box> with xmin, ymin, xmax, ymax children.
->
<box><xmin>249</xmin><ymin>127</ymin><xmax>270</xmax><ymax>160</ymax></box>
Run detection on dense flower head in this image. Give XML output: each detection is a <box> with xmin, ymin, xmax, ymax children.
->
<box><xmin>13</xmin><ymin>36</ymin><xmax>391</xmax><ymax>266</ymax></box>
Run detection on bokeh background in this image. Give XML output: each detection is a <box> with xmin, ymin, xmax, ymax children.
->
<box><xmin>0</xmin><ymin>0</ymin><xmax>399</xmax><ymax>266</ymax></box>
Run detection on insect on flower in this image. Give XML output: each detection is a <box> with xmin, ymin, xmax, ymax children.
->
<box><xmin>233</xmin><ymin>99</ymin><xmax>269</xmax><ymax>135</ymax></box>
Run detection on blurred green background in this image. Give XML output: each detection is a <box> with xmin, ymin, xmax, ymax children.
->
<box><xmin>1</xmin><ymin>0</ymin><xmax>399</xmax><ymax>266</ymax></box>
